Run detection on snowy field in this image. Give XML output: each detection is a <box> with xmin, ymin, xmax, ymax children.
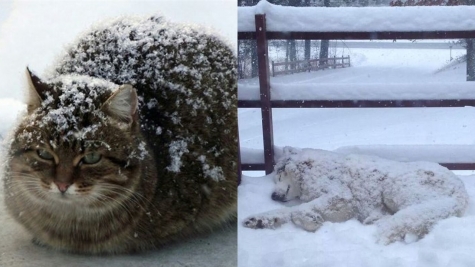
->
<box><xmin>0</xmin><ymin>1</ymin><xmax>237</xmax><ymax>266</ymax></box>
<box><xmin>238</xmin><ymin>42</ymin><xmax>475</xmax><ymax>266</ymax></box>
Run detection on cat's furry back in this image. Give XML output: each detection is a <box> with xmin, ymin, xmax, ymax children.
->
<box><xmin>3</xmin><ymin>15</ymin><xmax>237</xmax><ymax>254</ymax></box>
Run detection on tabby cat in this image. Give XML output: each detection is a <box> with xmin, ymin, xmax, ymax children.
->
<box><xmin>3</xmin><ymin>15</ymin><xmax>237</xmax><ymax>254</ymax></box>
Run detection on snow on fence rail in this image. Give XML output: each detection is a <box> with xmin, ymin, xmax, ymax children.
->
<box><xmin>238</xmin><ymin>1</ymin><xmax>475</xmax><ymax>34</ymax></box>
<box><xmin>237</xmin><ymin>3</ymin><xmax>475</xmax><ymax>181</ymax></box>
<box><xmin>241</xmin><ymin>145</ymin><xmax>475</xmax><ymax>172</ymax></box>
<box><xmin>271</xmin><ymin>56</ymin><xmax>350</xmax><ymax>77</ymax></box>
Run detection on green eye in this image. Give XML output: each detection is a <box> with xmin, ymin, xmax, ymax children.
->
<box><xmin>37</xmin><ymin>149</ymin><xmax>54</xmax><ymax>160</ymax></box>
<box><xmin>82</xmin><ymin>152</ymin><xmax>102</xmax><ymax>164</ymax></box>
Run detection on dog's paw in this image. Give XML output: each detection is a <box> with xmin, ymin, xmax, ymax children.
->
<box><xmin>377</xmin><ymin>230</ymin><xmax>419</xmax><ymax>245</ymax></box>
<box><xmin>376</xmin><ymin>219</ymin><xmax>428</xmax><ymax>245</ymax></box>
<box><xmin>375</xmin><ymin>222</ymin><xmax>404</xmax><ymax>245</ymax></box>
<box><xmin>291</xmin><ymin>210</ymin><xmax>324</xmax><ymax>232</ymax></box>
<box><xmin>376</xmin><ymin>232</ymin><xmax>401</xmax><ymax>245</ymax></box>
<box><xmin>243</xmin><ymin>215</ymin><xmax>285</xmax><ymax>229</ymax></box>
<box><xmin>363</xmin><ymin>213</ymin><xmax>386</xmax><ymax>225</ymax></box>
<box><xmin>377</xmin><ymin>228</ymin><xmax>425</xmax><ymax>245</ymax></box>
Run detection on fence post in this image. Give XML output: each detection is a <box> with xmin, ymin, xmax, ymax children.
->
<box><xmin>272</xmin><ymin>61</ymin><xmax>275</xmax><ymax>77</ymax></box>
<box><xmin>255</xmin><ymin>14</ymin><xmax>275</xmax><ymax>175</ymax></box>
<box><xmin>238</xmin><ymin>130</ymin><xmax>241</xmax><ymax>185</ymax></box>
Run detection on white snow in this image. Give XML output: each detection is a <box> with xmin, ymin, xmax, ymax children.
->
<box><xmin>0</xmin><ymin>99</ymin><xmax>24</xmax><ymax>141</ymax></box>
<box><xmin>167</xmin><ymin>140</ymin><xmax>189</xmax><ymax>172</ymax></box>
<box><xmin>238</xmin><ymin>0</ymin><xmax>475</xmax><ymax>32</ymax></box>
<box><xmin>335</xmin><ymin>145</ymin><xmax>475</xmax><ymax>163</ymax></box>
<box><xmin>241</xmin><ymin>145</ymin><xmax>475</xmax><ymax>166</ymax></box>
<box><xmin>31</xmin><ymin>75</ymin><xmax>117</xmax><ymax>137</ymax></box>
<box><xmin>239</xmin><ymin>43</ymin><xmax>470</xmax><ymax>101</ymax></box>
<box><xmin>239</xmin><ymin>82</ymin><xmax>475</xmax><ymax>101</ymax></box>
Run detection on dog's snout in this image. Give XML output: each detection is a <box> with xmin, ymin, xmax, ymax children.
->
<box><xmin>271</xmin><ymin>192</ymin><xmax>285</xmax><ymax>202</ymax></box>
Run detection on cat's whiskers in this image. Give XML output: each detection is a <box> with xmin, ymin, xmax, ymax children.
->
<box><xmin>7</xmin><ymin>171</ymin><xmax>150</xmax><ymax>216</ymax></box>
<box><xmin>12</xmin><ymin>183</ymin><xmax>104</xmax><ymax>224</ymax></box>
<box><xmin>89</xmin><ymin>185</ymin><xmax>143</xmax><ymax>214</ymax></box>
<box><xmin>90</xmin><ymin>183</ymin><xmax>160</xmax><ymax>232</ymax></box>
<box><xmin>96</xmin><ymin>183</ymin><xmax>158</xmax><ymax>215</ymax></box>
<box><xmin>6</xmin><ymin>174</ymin><xmax>50</xmax><ymax>206</ymax></box>
<box><xmin>90</xmin><ymin>192</ymin><xmax>136</xmax><ymax>218</ymax></box>
<box><xmin>71</xmin><ymin>191</ymin><xmax>152</xmax><ymax>237</ymax></box>
<box><xmin>7</xmin><ymin>172</ymin><xmax>97</xmax><ymax>212</ymax></box>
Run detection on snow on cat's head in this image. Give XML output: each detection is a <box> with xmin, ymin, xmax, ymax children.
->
<box><xmin>14</xmin><ymin>69</ymin><xmax>144</xmax><ymax>164</ymax></box>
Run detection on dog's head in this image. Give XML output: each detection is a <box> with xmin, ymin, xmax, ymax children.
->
<box><xmin>271</xmin><ymin>161</ymin><xmax>301</xmax><ymax>202</ymax></box>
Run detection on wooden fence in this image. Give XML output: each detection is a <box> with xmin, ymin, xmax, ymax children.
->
<box><xmin>272</xmin><ymin>56</ymin><xmax>350</xmax><ymax>76</ymax></box>
<box><xmin>237</xmin><ymin>13</ymin><xmax>475</xmax><ymax>181</ymax></box>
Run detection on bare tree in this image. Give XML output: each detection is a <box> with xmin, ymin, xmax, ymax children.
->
<box><xmin>319</xmin><ymin>0</ymin><xmax>331</xmax><ymax>67</ymax></box>
<box><xmin>468</xmin><ymin>39</ymin><xmax>475</xmax><ymax>81</ymax></box>
<box><xmin>467</xmin><ymin>0</ymin><xmax>475</xmax><ymax>80</ymax></box>
<box><xmin>237</xmin><ymin>0</ymin><xmax>259</xmax><ymax>78</ymax></box>
<box><xmin>304</xmin><ymin>0</ymin><xmax>311</xmax><ymax>61</ymax></box>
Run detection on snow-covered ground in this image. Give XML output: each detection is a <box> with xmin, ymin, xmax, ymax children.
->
<box><xmin>0</xmin><ymin>1</ymin><xmax>237</xmax><ymax>266</ymax></box>
<box><xmin>238</xmin><ymin>42</ymin><xmax>475</xmax><ymax>266</ymax></box>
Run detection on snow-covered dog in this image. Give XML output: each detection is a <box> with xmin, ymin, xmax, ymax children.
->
<box><xmin>243</xmin><ymin>147</ymin><xmax>469</xmax><ymax>244</ymax></box>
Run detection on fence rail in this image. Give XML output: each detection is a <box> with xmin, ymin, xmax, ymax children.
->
<box><xmin>272</xmin><ymin>56</ymin><xmax>350</xmax><ymax>76</ymax></box>
<box><xmin>238</xmin><ymin>31</ymin><xmax>475</xmax><ymax>40</ymax></box>
<box><xmin>237</xmin><ymin>13</ymin><xmax>475</xmax><ymax>180</ymax></box>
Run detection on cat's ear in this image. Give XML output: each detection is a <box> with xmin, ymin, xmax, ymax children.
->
<box><xmin>102</xmin><ymin>84</ymin><xmax>138</xmax><ymax>125</ymax></box>
<box><xmin>26</xmin><ymin>67</ymin><xmax>52</xmax><ymax>113</ymax></box>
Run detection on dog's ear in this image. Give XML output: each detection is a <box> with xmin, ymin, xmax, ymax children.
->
<box><xmin>275</xmin><ymin>165</ymin><xmax>285</xmax><ymax>175</ymax></box>
<box><xmin>26</xmin><ymin>67</ymin><xmax>52</xmax><ymax>114</ymax></box>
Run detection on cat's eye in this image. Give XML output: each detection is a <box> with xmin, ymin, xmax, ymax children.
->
<box><xmin>37</xmin><ymin>149</ymin><xmax>54</xmax><ymax>160</ymax></box>
<box><xmin>82</xmin><ymin>152</ymin><xmax>102</xmax><ymax>164</ymax></box>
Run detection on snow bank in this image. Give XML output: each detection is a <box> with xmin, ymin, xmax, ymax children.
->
<box><xmin>238</xmin><ymin>82</ymin><xmax>475</xmax><ymax>101</ymax></box>
<box><xmin>238</xmin><ymin>0</ymin><xmax>475</xmax><ymax>32</ymax></box>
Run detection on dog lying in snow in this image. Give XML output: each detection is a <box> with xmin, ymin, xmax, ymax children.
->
<box><xmin>243</xmin><ymin>147</ymin><xmax>469</xmax><ymax>244</ymax></box>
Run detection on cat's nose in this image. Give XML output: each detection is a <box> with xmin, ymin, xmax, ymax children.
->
<box><xmin>55</xmin><ymin>182</ymin><xmax>71</xmax><ymax>193</ymax></box>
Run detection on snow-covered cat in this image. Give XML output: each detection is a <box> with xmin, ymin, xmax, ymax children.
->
<box><xmin>3</xmin><ymin>15</ymin><xmax>237</xmax><ymax>254</ymax></box>
<box><xmin>243</xmin><ymin>147</ymin><xmax>468</xmax><ymax>244</ymax></box>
